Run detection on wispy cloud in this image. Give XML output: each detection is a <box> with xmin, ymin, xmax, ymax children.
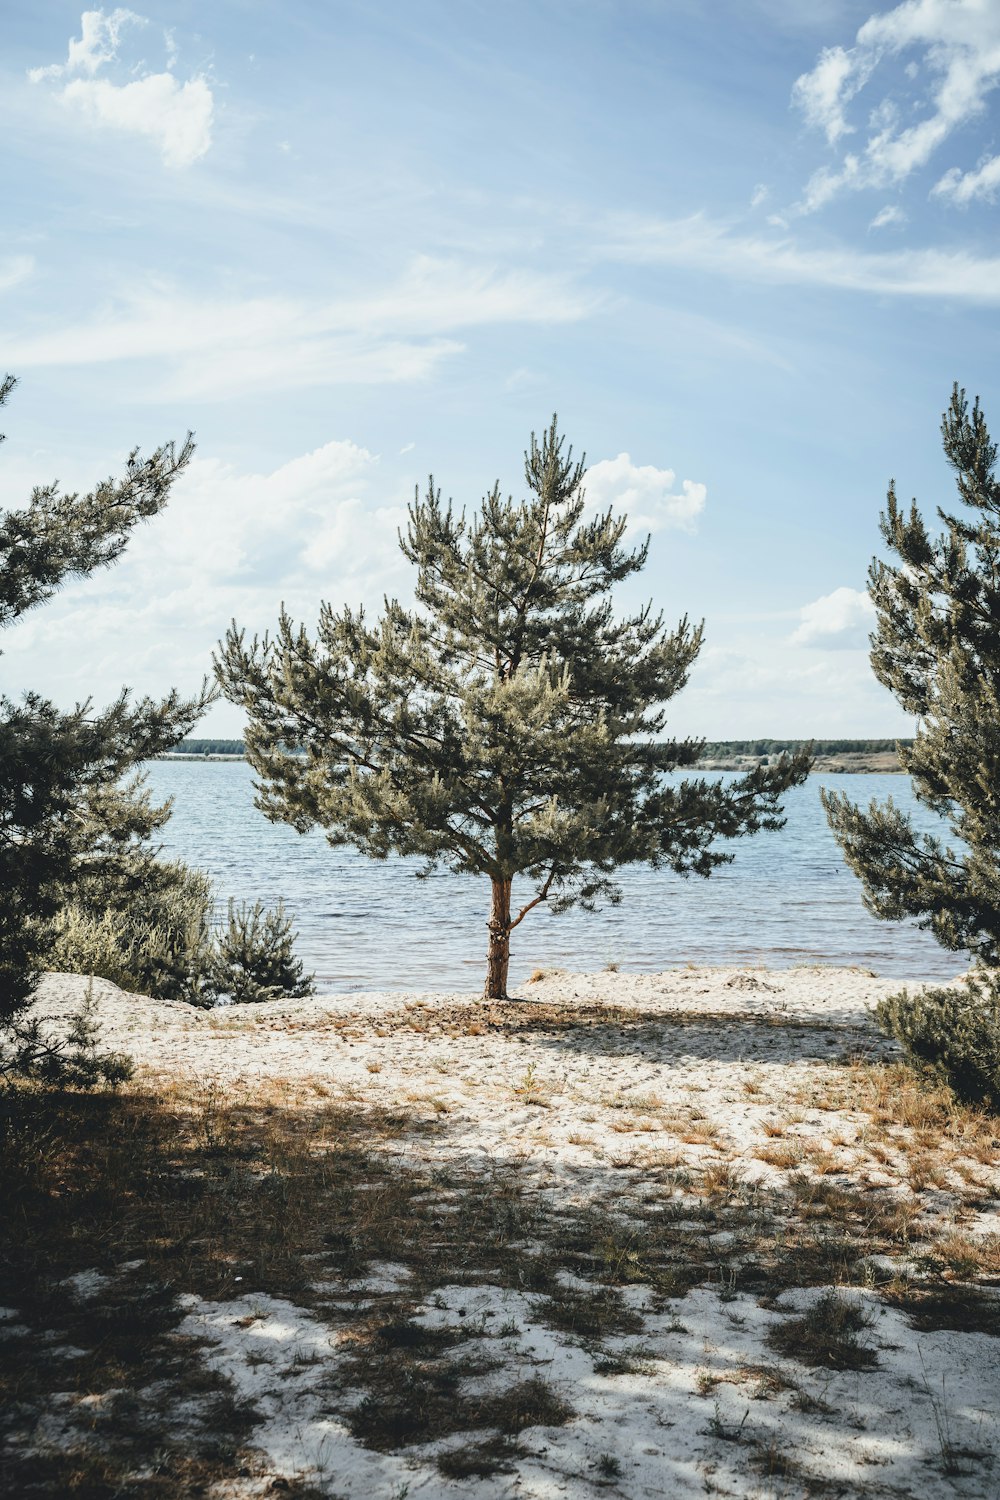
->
<box><xmin>28</xmin><ymin>8</ymin><xmax>214</xmax><ymax>169</ymax></box>
<box><xmin>28</xmin><ymin>8</ymin><xmax>142</xmax><ymax>82</ymax></box>
<box><xmin>792</xmin><ymin>0</ymin><xmax>1000</xmax><ymax>213</ymax></box>
<box><xmin>0</xmin><ymin>256</ymin><xmax>34</xmax><ymax>293</ymax></box>
<box><xmin>934</xmin><ymin>152</ymin><xmax>1000</xmax><ymax>204</ymax></box>
<box><xmin>604</xmin><ymin>211</ymin><xmax>1000</xmax><ymax>303</ymax></box>
<box><xmin>869</xmin><ymin>203</ymin><xmax>907</xmax><ymax>230</ymax></box>
<box><xmin>1</xmin><ymin>258</ymin><xmax>597</xmax><ymax>399</ymax></box>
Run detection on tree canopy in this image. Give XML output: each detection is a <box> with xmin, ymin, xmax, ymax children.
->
<box><xmin>217</xmin><ymin>419</ymin><xmax>811</xmax><ymax>997</ymax></box>
<box><xmin>824</xmin><ymin>384</ymin><xmax>1000</xmax><ymax>964</ymax></box>
<box><xmin>0</xmin><ymin>374</ymin><xmax>210</xmax><ymax>1070</ymax></box>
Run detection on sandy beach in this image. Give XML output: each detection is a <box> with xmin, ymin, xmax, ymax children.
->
<box><xmin>6</xmin><ymin>964</ymin><xmax>999</xmax><ymax>1498</ymax></box>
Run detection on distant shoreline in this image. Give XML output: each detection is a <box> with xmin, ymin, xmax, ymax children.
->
<box><xmin>157</xmin><ymin>753</ymin><xmax>246</xmax><ymax>762</ymax></box>
<box><xmin>157</xmin><ymin>748</ymin><xmax>905</xmax><ymax>773</ymax></box>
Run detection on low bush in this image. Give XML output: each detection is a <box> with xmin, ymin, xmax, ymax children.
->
<box><xmin>51</xmin><ymin>860</ymin><xmax>215</xmax><ymax>1007</ymax></box>
<box><xmin>52</xmin><ymin>871</ymin><xmax>314</xmax><ymax>1009</ymax></box>
<box><xmin>207</xmin><ymin>899</ymin><xmax>315</xmax><ymax>1005</ymax></box>
<box><xmin>875</xmin><ymin>978</ymin><xmax>1000</xmax><ymax>1112</ymax></box>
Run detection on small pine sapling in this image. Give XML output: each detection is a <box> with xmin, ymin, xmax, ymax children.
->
<box><xmin>208</xmin><ymin>899</ymin><xmax>315</xmax><ymax>1005</ymax></box>
<box><xmin>876</xmin><ymin>980</ymin><xmax>1000</xmax><ymax>1112</ymax></box>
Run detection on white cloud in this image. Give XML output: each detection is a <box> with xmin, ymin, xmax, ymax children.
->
<box><xmin>869</xmin><ymin>203</ymin><xmax>907</xmax><ymax>229</ymax></box>
<box><xmin>792</xmin><ymin>0</ymin><xmax>1000</xmax><ymax>212</ymax></box>
<box><xmin>28</xmin><ymin>8</ymin><xmax>214</xmax><ymax>169</ymax></box>
<box><xmin>28</xmin><ymin>8</ymin><xmax>142</xmax><ymax>82</ymax></box>
<box><xmin>750</xmin><ymin>183</ymin><xmax>770</xmax><ymax>208</ymax></box>
<box><xmin>5</xmin><ymin>438</ymin><xmax>412</xmax><ymax>709</ymax></box>
<box><xmin>934</xmin><ymin>152</ymin><xmax>1000</xmax><ymax>203</ymax></box>
<box><xmin>1</xmin><ymin>259</ymin><xmax>594</xmax><ymax>399</ymax></box>
<box><xmin>797</xmin><ymin>154</ymin><xmax>861</xmax><ymax>213</ymax></box>
<box><xmin>582</xmin><ymin>453</ymin><xmax>706</xmax><ymax>535</ymax></box>
<box><xmin>791</xmin><ymin>586</ymin><xmax>875</xmax><ymax>647</ymax></box>
<box><xmin>135</xmin><ymin>441</ymin><xmax>387</xmax><ymax>582</ymax></box>
<box><xmin>675</xmin><ymin>638</ymin><xmax>908</xmax><ymax>739</ymax></box>
<box><xmin>604</xmin><ymin>211</ymin><xmax>1000</xmax><ymax>304</ymax></box>
<box><xmin>792</xmin><ymin>44</ymin><xmax>865</xmax><ymax>145</ymax></box>
<box><xmin>60</xmin><ymin>74</ymin><xmax>213</xmax><ymax>169</ymax></box>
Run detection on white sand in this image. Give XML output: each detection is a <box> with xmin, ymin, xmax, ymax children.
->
<box><xmin>22</xmin><ymin>966</ymin><xmax>999</xmax><ymax>1498</ymax></box>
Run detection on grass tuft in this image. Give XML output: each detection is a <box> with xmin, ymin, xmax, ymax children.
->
<box><xmin>768</xmin><ymin>1290</ymin><xmax>879</xmax><ymax>1370</ymax></box>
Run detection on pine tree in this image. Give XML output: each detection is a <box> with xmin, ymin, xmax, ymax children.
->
<box><xmin>0</xmin><ymin>374</ymin><xmax>210</xmax><ymax>1072</ymax></box>
<box><xmin>823</xmin><ymin>385</ymin><xmax>1000</xmax><ymax>963</ymax></box>
<box><xmin>208</xmin><ymin>899</ymin><xmax>315</xmax><ymax>1005</ymax></box>
<box><xmin>216</xmin><ymin>420</ymin><xmax>811</xmax><ymax>999</ymax></box>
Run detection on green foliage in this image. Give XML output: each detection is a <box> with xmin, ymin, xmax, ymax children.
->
<box><xmin>824</xmin><ymin>385</ymin><xmax>1000</xmax><ymax>965</ymax></box>
<box><xmin>217</xmin><ymin>417</ymin><xmax>811</xmax><ymax>997</ymax></box>
<box><xmin>51</xmin><ymin>862</ymin><xmax>215</xmax><ymax>1007</ymax></box>
<box><xmin>168</xmin><ymin>738</ymin><xmax>908</xmax><ymax>762</ymax></box>
<box><xmin>164</xmin><ymin>738</ymin><xmax>246</xmax><ymax>756</ymax></box>
<box><xmin>208</xmin><ymin>899</ymin><xmax>315</xmax><ymax>1005</ymax></box>
<box><xmin>702</xmin><ymin>739</ymin><xmax>907</xmax><ymax>758</ymax></box>
<box><xmin>0</xmin><ymin>373</ymin><xmax>211</xmax><ymax>1079</ymax></box>
<box><xmin>0</xmin><ymin>991</ymin><xmax>134</xmax><ymax>1089</ymax></box>
<box><xmin>52</xmin><ymin>874</ymin><xmax>314</xmax><ymax>1010</ymax></box>
<box><xmin>876</xmin><ymin>979</ymin><xmax>1000</xmax><ymax>1112</ymax></box>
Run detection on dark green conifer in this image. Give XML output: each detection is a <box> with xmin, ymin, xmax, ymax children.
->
<box><xmin>824</xmin><ymin>385</ymin><xmax>1000</xmax><ymax>963</ymax></box>
<box><xmin>0</xmin><ymin>374</ymin><xmax>210</xmax><ymax>1075</ymax></box>
<box><xmin>216</xmin><ymin>420</ymin><xmax>811</xmax><ymax>999</ymax></box>
<box><xmin>208</xmin><ymin>899</ymin><xmax>315</xmax><ymax>1005</ymax></box>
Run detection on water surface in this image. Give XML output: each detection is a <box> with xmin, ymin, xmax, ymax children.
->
<box><xmin>146</xmin><ymin>761</ymin><xmax>964</xmax><ymax>992</ymax></box>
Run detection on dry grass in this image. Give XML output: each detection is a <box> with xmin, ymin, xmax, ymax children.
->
<box><xmin>702</xmin><ymin>1161</ymin><xmax>744</xmax><ymax>1197</ymax></box>
<box><xmin>755</xmin><ymin>1140</ymin><xmax>806</xmax><ymax>1169</ymax></box>
<box><xmin>341</xmin><ymin>1314</ymin><xmax>573</xmax><ymax>1469</ymax></box>
<box><xmin>926</xmin><ymin>1230</ymin><xmax>1000</xmax><ymax>1280</ymax></box>
<box><xmin>767</xmin><ymin>1291</ymin><xmax>879</xmax><ymax>1371</ymax></box>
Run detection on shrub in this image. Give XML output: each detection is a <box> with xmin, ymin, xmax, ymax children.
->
<box><xmin>875</xmin><ymin>978</ymin><xmax>1000</xmax><ymax>1112</ymax></box>
<box><xmin>768</xmin><ymin>1290</ymin><xmax>878</xmax><ymax>1370</ymax></box>
<box><xmin>53</xmin><ymin>879</ymin><xmax>315</xmax><ymax>1011</ymax></box>
<box><xmin>207</xmin><ymin>899</ymin><xmax>315</xmax><ymax>1005</ymax></box>
<box><xmin>51</xmin><ymin>861</ymin><xmax>215</xmax><ymax>1008</ymax></box>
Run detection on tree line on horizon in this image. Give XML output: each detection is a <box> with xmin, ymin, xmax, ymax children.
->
<box><xmin>1</xmin><ymin>379</ymin><xmax>998</xmax><ymax>1108</ymax></box>
<box><xmin>164</xmin><ymin>735</ymin><xmax>915</xmax><ymax>759</ymax></box>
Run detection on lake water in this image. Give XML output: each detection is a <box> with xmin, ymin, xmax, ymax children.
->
<box><xmin>145</xmin><ymin>761</ymin><xmax>965</xmax><ymax>992</ymax></box>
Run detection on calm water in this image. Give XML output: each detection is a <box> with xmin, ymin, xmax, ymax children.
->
<box><xmin>145</xmin><ymin>761</ymin><xmax>965</xmax><ymax>991</ymax></box>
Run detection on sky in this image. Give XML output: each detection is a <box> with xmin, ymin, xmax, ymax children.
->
<box><xmin>2</xmin><ymin>0</ymin><xmax>999</xmax><ymax>739</ymax></box>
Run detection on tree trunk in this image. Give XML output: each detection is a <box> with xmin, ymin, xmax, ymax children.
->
<box><xmin>484</xmin><ymin>876</ymin><xmax>512</xmax><ymax>1000</ymax></box>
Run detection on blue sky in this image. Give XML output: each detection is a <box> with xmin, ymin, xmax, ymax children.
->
<box><xmin>2</xmin><ymin>0</ymin><xmax>999</xmax><ymax>737</ymax></box>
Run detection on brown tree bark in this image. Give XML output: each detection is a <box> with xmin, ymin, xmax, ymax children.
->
<box><xmin>484</xmin><ymin>876</ymin><xmax>512</xmax><ymax>999</ymax></box>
